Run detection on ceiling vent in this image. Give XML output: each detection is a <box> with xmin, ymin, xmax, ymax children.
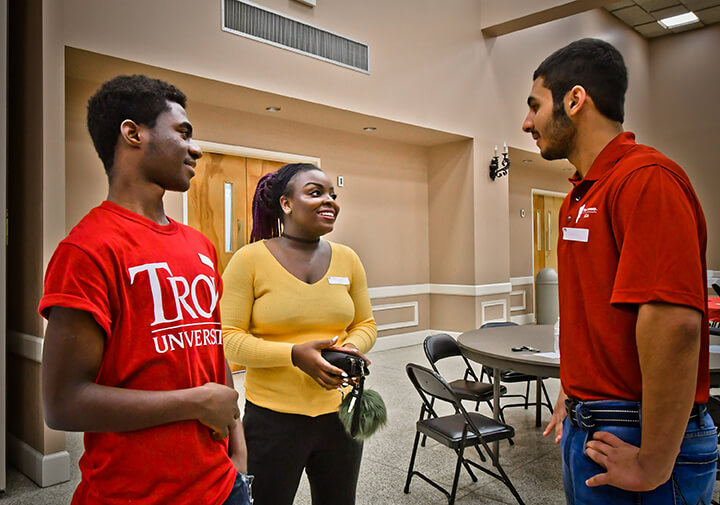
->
<box><xmin>222</xmin><ymin>0</ymin><xmax>369</xmax><ymax>73</ymax></box>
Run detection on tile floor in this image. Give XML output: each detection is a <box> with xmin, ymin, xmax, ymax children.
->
<box><xmin>2</xmin><ymin>343</ymin><xmax>719</xmax><ymax>504</ymax></box>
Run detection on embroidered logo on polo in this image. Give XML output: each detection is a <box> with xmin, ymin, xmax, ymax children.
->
<box><xmin>575</xmin><ymin>204</ymin><xmax>599</xmax><ymax>224</ymax></box>
<box><xmin>128</xmin><ymin>253</ymin><xmax>222</xmax><ymax>354</ymax></box>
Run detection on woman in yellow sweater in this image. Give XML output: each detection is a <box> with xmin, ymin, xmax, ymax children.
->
<box><xmin>221</xmin><ymin>163</ymin><xmax>377</xmax><ymax>505</ymax></box>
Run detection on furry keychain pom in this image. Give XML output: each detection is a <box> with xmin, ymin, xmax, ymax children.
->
<box><xmin>338</xmin><ymin>388</ymin><xmax>387</xmax><ymax>440</ymax></box>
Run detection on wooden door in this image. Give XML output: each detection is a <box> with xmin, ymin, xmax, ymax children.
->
<box><xmin>532</xmin><ymin>194</ymin><xmax>564</xmax><ymax>280</ymax></box>
<box><xmin>188</xmin><ymin>153</ymin><xmax>247</xmax><ymax>274</ymax></box>
<box><xmin>187</xmin><ymin>154</ymin><xmax>286</xmax><ymax>274</ymax></box>
<box><xmin>532</xmin><ymin>194</ymin><xmax>565</xmax><ymax>313</ymax></box>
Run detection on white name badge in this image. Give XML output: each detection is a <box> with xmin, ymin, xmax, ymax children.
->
<box><xmin>328</xmin><ymin>276</ymin><xmax>350</xmax><ymax>285</ymax></box>
<box><xmin>562</xmin><ymin>227</ymin><xmax>589</xmax><ymax>242</ymax></box>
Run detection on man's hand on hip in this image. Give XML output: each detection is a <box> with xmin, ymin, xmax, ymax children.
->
<box><xmin>585</xmin><ymin>430</ymin><xmax>671</xmax><ymax>492</ymax></box>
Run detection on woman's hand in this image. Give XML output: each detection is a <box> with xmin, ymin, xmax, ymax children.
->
<box><xmin>333</xmin><ymin>342</ymin><xmax>371</xmax><ymax>366</ymax></box>
<box><xmin>291</xmin><ymin>337</ymin><xmax>348</xmax><ymax>390</ymax></box>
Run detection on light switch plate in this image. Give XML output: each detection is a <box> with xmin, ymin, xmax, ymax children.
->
<box><xmin>337</xmin><ymin>175</ymin><xmax>344</xmax><ymax>187</ymax></box>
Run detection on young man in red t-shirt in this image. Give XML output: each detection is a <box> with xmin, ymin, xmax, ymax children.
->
<box><xmin>523</xmin><ymin>39</ymin><xmax>715</xmax><ymax>504</ymax></box>
<box><xmin>39</xmin><ymin>75</ymin><xmax>251</xmax><ymax>505</ymax></box>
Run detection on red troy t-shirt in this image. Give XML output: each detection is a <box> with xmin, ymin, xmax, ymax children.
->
<box><xmin>558</xmin><ymin>132</ymin><xmax>709</xmax><ymax>403</ymax></box>
<box><xmin>39</xmin><ymin>201</ymin><xmax>236</xmax><ymax>505</ymax></box>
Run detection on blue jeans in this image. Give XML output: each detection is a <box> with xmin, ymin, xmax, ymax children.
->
<box><xmin>222</xmin><ymin>472</ymin><xmax>253</xmax><ymax>505</ymax></box>
<box><xmin>562</xmin><ymin>401</ymin><xmax>718</xmax><ymax>505</ymax></box>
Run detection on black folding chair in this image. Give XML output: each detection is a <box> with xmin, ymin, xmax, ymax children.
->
<box><xmin>479</xmin><ymin>322</ymin><xmax>554</xmax><ymax>423</ymax></box>
<box><xmin>423</xmin><ymin>333</ymin><xmax>512</xmax><ymax>447</ymax></box>
<box><xmin>404</xmin><ymin>363</ymin><xmax>526</xmax><ymax>505</ymax></box>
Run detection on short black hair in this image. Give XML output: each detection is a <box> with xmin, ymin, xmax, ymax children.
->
<box><xmin>87</xmin><ymin>74</ymin><xmax>187</xmax><ymax>172</ymax></box>
<box><xmin>533</xmin><ymin>38</ymin><xmax>628</xmax><ymax>123</ymax></box>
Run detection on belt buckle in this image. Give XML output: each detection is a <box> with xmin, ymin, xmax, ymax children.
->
<box><xmin>566</xmin><ymin>399</ymin><xmax>596</xmax><ymax>430</ymax></box>
<box><xmin>576</xmin><ymin>403</ymin><xmax>596</xmax><ymax>430</ymax></box>
<box><xmin>565</xmin><ymin>398</ymin><xmax>580</xmax><ymax>428</ymax></box>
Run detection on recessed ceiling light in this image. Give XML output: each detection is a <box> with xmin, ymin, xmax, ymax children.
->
<box><xmin>658</xmin><ymin>12</ymin><xmax>699</xmax><ymax>29</ymax></box>
<box><xmin>266</xmin><ymin>106</ymin><xmax>281</xmax><ymax>112</ymax></box>
<box><xmin>363</xmin><ymin>126</ymin><xmax>376</xmax><ymax>131</ymax></box>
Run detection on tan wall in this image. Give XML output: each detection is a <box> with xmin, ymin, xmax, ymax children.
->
<box><xmin>509</xmin><ymin>151</ymin><xmax>573</xmax><ymax>278</ymax></box>
<box><xmin>428</xmin><ymin>140</ymin><xmax>475</xmax><ymax>284</ymax></box>
<box><xmin>371</xmin><ymin>294</ymin><xmax>430</xmax><ymax>338</ymax></box>
<box><xmin>430</xmin><ymin>294</ymin><xmax>477</xmax><ymax>333</ymax></box>
<box><xmin>8</xmin><ymin>0</ymin><xmax>44</xmax><ymax>338</ymax></box>
<box><xmin>487</xmin><ymin>9</ymin><xmax>653</xmax><ymax>154</ymax></box>
<box><xmin>7</xmin><ymin>0</ymin><xmax>66</xmax><ymax>459</ymax></box>
<box><xmin>647</xmin><ymin>24</ymin><xmax>720</xmax><ymax>269</ymax></box>
<box><xmin>62</xmin><ymin>0</ymin><xmax>483</xmax><ymax>136</ymax></box>
<box><xmin>66</xmin><ymin>74</ymin><xmax>431</xmax><ymax>289</ymax></box>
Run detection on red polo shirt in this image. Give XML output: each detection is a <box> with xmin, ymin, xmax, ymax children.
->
<box><xmin>558</xmin><ymin>132</ymin><xmax>709</xmax><ymax>403</ymax></box>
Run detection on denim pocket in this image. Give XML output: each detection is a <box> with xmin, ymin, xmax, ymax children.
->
<box><xmin>671</xmin><ymin>421</ymin><xmax>718</xmax><ymax>505</ymax></box>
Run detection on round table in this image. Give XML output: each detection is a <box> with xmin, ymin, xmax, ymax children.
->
<box><xmin>458</xmin><ymin>324</ymin><xmax>558</xmax><ymax>430</ymax></box>
<box><xmin>458</xmin><ymin>324</ymin><xmax>720</xmax><ymax>424</ymax></box>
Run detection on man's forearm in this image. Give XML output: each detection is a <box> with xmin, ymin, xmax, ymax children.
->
<box><xmin>636</xmin><ymin>302</ymin><xmax>701</xmax><ymax>485</ymax></box>
<box><xmin>45</xmin><ymin>383</ymin><xmax>206</xmax><ymax>432</ymax></box>
<box><xmin>224</xmin><ymin>359</ymin><xmax>248</xmax><ymax>473</ymax></box>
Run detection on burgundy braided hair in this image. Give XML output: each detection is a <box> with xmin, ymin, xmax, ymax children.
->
<box><xmin>250</xmin><ymin>163</ymin><xmax>322</xmax><ymax>242</ymax></box>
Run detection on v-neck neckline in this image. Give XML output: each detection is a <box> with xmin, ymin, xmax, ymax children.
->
<box><xmin>261</xmin><ymin>240</ymin><xmax>334</xmax><ymax>286</ymax></box>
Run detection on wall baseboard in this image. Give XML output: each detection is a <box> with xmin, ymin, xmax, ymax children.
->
<box><xmin>7</xmin><ymin>433</ymin><xmax>70</xmax><ymax>487</ymax></box>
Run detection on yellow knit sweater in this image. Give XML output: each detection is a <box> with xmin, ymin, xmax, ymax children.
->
<box><xmin>221</xmin><ymin>240</ymin><xmax>377</xmax><ymax>417</ymax></box>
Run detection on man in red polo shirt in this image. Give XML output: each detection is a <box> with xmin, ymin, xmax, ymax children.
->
<box><xmin>523</xmin><ymin>39</ymin><xmax>715</xmax><ymax>504</ymax></box>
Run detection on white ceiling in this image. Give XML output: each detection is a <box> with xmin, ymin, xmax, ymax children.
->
<box><xmin>605</xmin><ymin>0</ymin><xmax>720</xmax><ymax>37</ymax></box>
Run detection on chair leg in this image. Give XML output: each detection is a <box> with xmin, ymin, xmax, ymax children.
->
<box><xmin>524</xmin><ymin>381</ymin><xmax>530</xmax><ymax>409</ymax></box>
<box><xmin>492</xmin><ymin>457</ymin><xmax>526</xmax><ymax>505</ymax></box>
<box><xmin>404</xmin><ymin>431</ymin><xmax>422</xmax><ymax>493</ymax></box>
<box><xmin>541</xmin><ymin>381</ymin><xmax>554</xmax><ymax>414</ymax></box>
<box><xmin>449</xmin><ymin>445</ymin><xmax>466</xmax><ymax>505</ymax></box>
<box><xmin>457</xmin><ymin>449</ymin><xmax>479</xmax><ymax>479</ymax></box>
<box><xmin>487</xmin><ymin>401</ymin><xmax>515</xmax><ymax>446</ymax></box>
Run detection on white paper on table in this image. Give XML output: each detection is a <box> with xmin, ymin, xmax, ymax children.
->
<box><xmin>709</xmin><ymin>345</ymin><xmax>720</xmax><ymax>354</ymax></box>
<box><xmin>535</xmin><ymin>352</ymin><xmax>560</xmax><ymax>359</ymax></box>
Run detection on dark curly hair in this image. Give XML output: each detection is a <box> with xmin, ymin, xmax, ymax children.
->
<box><xmin>534</xmin><ymin>38</ymin><xmax>628</xmax><ymax>123</ymax></box>
<box><xmin>250</xmin><ymin>163</ymin><xmax>322</xmax><ymax>242</ymax></box>
<box><xmin>87</xmin><ymin>74</ymin><xmax>187</xmax><ymax>172</ymax></box>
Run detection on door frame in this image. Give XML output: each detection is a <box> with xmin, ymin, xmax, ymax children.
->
<box><xmin>530</xmin><ymin>189</ymin><xmax>568</xmax><ymax>318</ymax></box>
<box><xmin>181</xmin><ymin>140</ymin><xmax>322</xmax><ymax>225</ymax></box>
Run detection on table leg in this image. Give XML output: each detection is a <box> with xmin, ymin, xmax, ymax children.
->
<box><xmin>535</xmin><ymin>377</ymin><xmax>542</xmax><ymax>427</ymax></box>
<box><xmin>493</xmin><ymin>367</ymin><xmax>501</xmax><ymax>458</ymax></box>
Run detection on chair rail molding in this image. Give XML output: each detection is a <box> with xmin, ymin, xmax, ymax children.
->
<box><xmin>368</xmin><ymin>282</ymin><xmax>513</xmax><ymax>299</ymax></box>
<box><xmin>8</xmin><ymin>330</ymin><xmax>43</xmax><ymax>363</ymax></box>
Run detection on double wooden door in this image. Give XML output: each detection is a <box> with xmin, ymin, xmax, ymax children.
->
<box><xmin>532</xmin><ymin>193</ymin><xmax>564</xmax><ymax>279</ymax></box>
<box><xmin>187</xmin><ymin>153</ymin><xmax>284</xmax><ymax>274</ymax></box>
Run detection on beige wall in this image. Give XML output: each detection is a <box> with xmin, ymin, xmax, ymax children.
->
<box><xmin>428</xmin><ymin>140</ymin><xmax>476</xmax><ymax>285</ymax></box>
<box><xmin>647</xmin><ymin>24</ymin><xmax>720</xmax><ymax>269</ymax></box>
<box><xmin>7</xmin><ymin>0</ymin><xmax>66</xmax><ymax>466</ymax></box>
